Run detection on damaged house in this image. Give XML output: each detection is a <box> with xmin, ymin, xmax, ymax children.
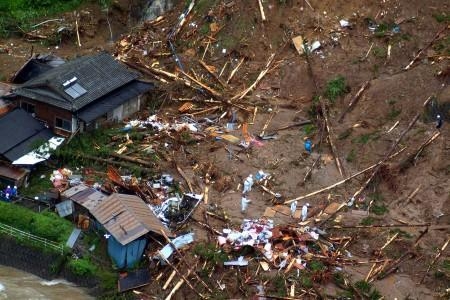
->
<box><xmin>90</xmin><ymin>193</ymin><xmax>174</xmax><ymax>269</ymax></box>
<box><xmin>0</xmin><ymin>108</ymin><xmax>64</xmax><ymax>187</ymax></box>
<box><xmin>6</xmin><ymin>52</ymin><xmax>154</xmax><ymax>136</ymax></box>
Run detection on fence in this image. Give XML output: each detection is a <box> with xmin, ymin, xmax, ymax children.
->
<box><xmin>0</xmin><ymin>222</ymin><xmax>64</xmax><ymax>255</ymax></box>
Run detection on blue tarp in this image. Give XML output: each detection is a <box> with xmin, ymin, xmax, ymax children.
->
<box><xmin>107</xmin><ymin>235</ymin><xmax>147</xmax><ymax>269</ymax></box>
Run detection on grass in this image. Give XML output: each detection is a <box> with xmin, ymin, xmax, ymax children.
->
<box><xmin>433</xmin><ymin>13</ymin><xmax>450</xmax><ymax>23</ymax></box>
<box><xmin>303</xmin><ymin>124</ymin><xmax>316</xmax><ymax>135</ymax></box>
<box><xmin>372</xmin><ymin>46</ymin><xmax>386</xmax><ymax>58</ymax></box>
<box><xmin>371</xmin><ymin>204</ymin><xmax>388</xmax><ymax>215</ymax></box>
<box><xmin>387</xmin><ymin>106</ymin><xmax>402</xmax><ymax>120</ymax></box>
<box><xmin>0</xmin><ymin>0</ymin><xmax>84</xmax><ymax>37</ymax></box>
<box><xmin>324</xmin><ymin>76</ymin><xmax>348</xmax><ymax>102</ymax></box>
<box><xmin>346</xmin><ymin>149</ymin><xmax>356</xmax><ymax>162</ymax></box>
<box><xmin>193</xmin><ymin>242</ymin><xmax>228</xmax><ymax>264</ymax></box>
<box><xmin>389</xmin><ymin>228</ymin><xmax>413</xmax><ymax>239</ymax></box>
<box><xmin>338</xmin><ymin>128</ymin><xmax>353</xmax><ymax>140</ymax></box>
<box><xmin>354</xmin><ymin>280</ymin><xmax>382</xmax><ymax>299</ymax></box>
<box><xmin>360</xmin><ymin>217</ymin><xmax>375</xmax><ymax>225</ymax></box>
<box><xmin>352</xmin><ymin>132</ymin><xmax>378</xmax><ymax>144</ymax></box>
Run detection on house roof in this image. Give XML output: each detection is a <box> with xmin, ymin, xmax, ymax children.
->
<box><xmin>61</xmin><ymin>184</ymin><xmax>108</xmax><ymax>211</ymax></box>
<box><xmin>12</xmin><ymin>52</ymin><xmax>139</xmax><ymax>111</ymax></box>
<box><xmin>0</xmin><ymin>109</ymin><xmax>53</xmax><ymax>162</ymax></box>
<box><xmin>91</xmin><ymin>193</ymin><xmax>173</xmax><ymax>245</ymax></box>
<box><xmin>78</xmin><ymin>80</ymin><xmax>154</xmax><ymax>123</ymax></box>
<box><xmin>12</xmin><ymin>53</ymin><xmax>66</xmax><ymax>84</ymax></box>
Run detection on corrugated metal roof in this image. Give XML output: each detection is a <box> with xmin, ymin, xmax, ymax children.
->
<box><xmin>61</xmin><ymin>184</ymin><xmax>108</xmax><ymax>211</ymax></box>
<box><xmin>91</xmin><ymin>193</ymin><xmax>173</xmax><ymax>245</ymax></box>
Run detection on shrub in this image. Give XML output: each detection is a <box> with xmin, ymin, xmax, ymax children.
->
<box><xmin>324</xmin><ymin>76</ymin><xmax>348</xmax><ymax>102</ymax></box>
<box><xmin>68</xmin><ymin>257</ymin><xmax>97</xmax><ymax>276</ymax></box>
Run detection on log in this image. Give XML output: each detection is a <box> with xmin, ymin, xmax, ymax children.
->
<box><xmin>269</xmin><ymin>120</ymin><xmax>312</xmax><ymax>133</ymax></box>
<box><xmin>257</xmin><ymin>0</ymin><xmax>266</xmax><ymax>21</ymax></box>
<box><xmin>198</xmin><ymin>60</ymin><xmax>227</xmax><ymax>87</ymax></box>
<box><xmin>165</xmin><ymin>269</ymin><xmax>192</xmax><ymax>300</ymax></box>
<box><xmin>76</xmin><ymin>153</ymin><xmax>155</xmax><ymax>173</ymax></box>
<box><xmin>321</xmin><ymin>99</ymin><xmax>345</xmax><ymax>177</ymax></box>
<box><xmin>109</xmin><ymin>152</ymin><xmax>155</xmax><ymax>168</ymax></box>
<box><xmin>168</xmin><ymin>0</ymin><xmax>195</xmax><ymax>40</ymax></box>
<box><xmin>413</xmin><ymin>131</ymin><xmax>441</xmax><ymax>162</ymax></box>
<box><xmin>175</xmin><ymin>162</ymin><xmax>194</xmax><ymax>193</ymax></box>
<box><xmin>227</xmin><ymin>57</ymin><xmax>245</xmax><ymax>83</ymax></box>
<box><xmin>259</xmin><ymin>111</ymin><xmax>276</xmax><ymax>137</ymax></box>
<box><xmin>338</xmin><ymin>80</ymin><xmax>370</xmax><ymax>122</ymax></box>
<box><xmin>399</xmin><ymin>131</ymin><xmax>441</xmax><ymax>170</ymax></box>
<box><xmin>160</xmin><ymin>230</ymin><xmax>212</xmax><ymax>293</ymax></box>
<box><xmin>330</xmin><ymin>223</ymin><xmax>430</xmax><ymax>229</ymax></box>
<box><xmin>163</xmin><ymin>271</ymin><xmax>177</xmax><ymax>290</ymax></box>
<box><xmin>420</xmin><ymin>237</ymin><xmax>450</xmax><ymax>283</ymax></box>
<box><xmin>404</xmin><ymin>26</ymin><xmax>447</xmax><ymax>71</ymax></box>
<box><xmin>158</xmin><ymin>251</ymin><xmax>205</xmax><ymax>299</ymax></box>
<box><xmin>284</xmin><ymin>147</ymin><xmax>406</xmax><ymax>204</ymax></box>
<box><xmin>75</xmin><ymin>13</ymin><xmax>81</xmax><ymax>47</ymax></box>
<box><xmin>304</xmin><ymin>49</ymin><xmax>344</xmax><ymax>177</ymax></box>
<box><xmin>178</xmin><ymin>69</ymin><xmax>223</xmax><ymax>98</ymax></box>
<box><xmin>231</xmin><ymin>53</ymin><xmax>276</xmax><ymax>101</ymax></box>
<box><xmin>350</xmin><ymin>95</ymin><xmax>433</xmax><ymax>201</ymax></box>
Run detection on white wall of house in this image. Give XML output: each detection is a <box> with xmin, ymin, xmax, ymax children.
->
<box><xmin>108</xmin><ymin>96</ymin><xmax>141</xmax><ymax>122</ymax></box>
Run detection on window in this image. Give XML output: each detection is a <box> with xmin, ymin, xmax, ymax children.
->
<box><xmin>64</xmin><ymin>83</ymin><xmax>87</xmax><ymax>99</ymax></box>
<box><xmin>21</xmin><ymin>102</ymin><xmax>35</xmax><ymax>114</ymax></box>
<box><xmin>55</xmin><ymin>117</ymin><xmax>71</xmax><ymax>131</ymax></box>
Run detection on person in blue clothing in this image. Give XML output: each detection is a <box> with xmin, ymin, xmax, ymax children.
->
<box><xmin>304</xmin><ymin>138</ymin><xmax>312</xmax><ymax>154</ymax></box>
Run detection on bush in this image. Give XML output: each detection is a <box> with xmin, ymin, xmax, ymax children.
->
<box><xmin>0</xmin><ymin>202</ymin><xmax>73</xmax><ymax>243</ymax></box>
<box><xmin>324</xmin><ymin>76</ymin><xmax>348</xmax><ymax>101</ymax></box>
<box><xmin>68</xmin><ymin>257</ymin><xmax>97</xmax><ymax>276</ymax></box>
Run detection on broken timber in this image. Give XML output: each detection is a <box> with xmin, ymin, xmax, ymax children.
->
<box><xmin>284</xmin><ymin>147</ymin><xmax>405</xmax><ymax>204</ymax></box>
<box><xmin>350</xmin><ymin>95</ymin><xmax>433</xmax><ymax>201</ymax></box>
<box><xmin>420</xmin><ymin>237</ymin><xmax>450</xmax><ymax>284</ymax></box>
<box><xmin>231</xmin><ymin>53</ymin><xmax>276</xmax><ymax>101</ymax></box>
<box><xmin>338</xmin><ymin>80</ymin><xmax>370</xmax><ymax>122</ymax></box>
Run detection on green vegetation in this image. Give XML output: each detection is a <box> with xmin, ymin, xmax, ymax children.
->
<box><xmin>324</xmin><ymin>76</ymin><xmax>348</xmax><ymax>102</ymax></box>
<box><xmin>352</xmin><ymin>131</ymin><xmax>379</xmax><ymax>144</ymax></box>
<box><xmin>346</xmin><ymin>149</ymin><xmax>356</xmax><ymax>162</ymax></box>
<box><xmin>309</xmin><ymin>260</ymin><xmax>325</xmax><ymax>271</ymax></box>
<box><xmin>372</xmin><ymin>46</ymin><xmax>386</xmax><ymax>58</ymax></box>
<box><xmin>371</xmin><ymin>204</ymin><xmax>388</xmax><ymax>215</ymax></box>
<box><xmin>303</xmin><ymin>124</ymin><xmax>316</xmax><ymax>135</ymax></box>
<box><xmin>272</xmin><ymin>274</ymin><xmax>287</xmax><ymax>296</ymax></box>
<box><xmin>433</xmin><ymin>13</ymin><xmax>450</xmax><ymax>23</ymax></box>
<box><xmin>0</xmin><ymin>0</ymin><xmax>83</xmax><ymax>37</ymax></box>
<box><xmin>360</xmin><ymin>217</ymin><xmax>375</xmax><ymax>225</ymax></box>
<box><xmin>354</xmin><ymin>280</ymin><xmax>382</xmax><ymax>299</ymax></box>
<box><xmin>68</xmin><ymin>257</ymin><xmax>98</xmax><ymax>276</ymax></box>
<box><xmin>193</xmin><ymin>242</ymin><xmax>228</xmax><ymax>264</ymax></box>
<box><xmin>338</xmin><ymin>128</ymin><xmax>353</xmax><ymax>140</ymax></box>
<box><xmin>389</xmin><ymin>228</ymin><xmax>413</xmax><ymax>239</ymax></box>
<box><xmin>0</xmin><ymin>202</ymin><xmax>72</xmax><ymax>243</ymax></box>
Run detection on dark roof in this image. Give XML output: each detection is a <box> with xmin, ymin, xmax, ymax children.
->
<box><xmin>12</xmin><ymin>54</ymin><xmax>66</xmax><ymax>84</ymax></box>
<box><xmin>0</xmin><ymin>109</ymin><xmax>53</xmax><ymax>162</ymax></box>
<box><xmin>12</xmin><ymin>52</ymin><xmax>139</xmax><ymax>111</ymax></box>
<box><xmin>78</xmin><ymin>80</ymin><xmax>154</xmax><ymax>123</ymax></box>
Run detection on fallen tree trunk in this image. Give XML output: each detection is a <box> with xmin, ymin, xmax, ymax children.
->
<box><xmin>231</xmin><ymin>53</ymin><xmax>276</xmax><ymax>101</ymax></box>
<box><xmin>338</xmin><ymin>80</ymin><xmax>370</xmax><ymax>122</ymax></box>
<box><xmin>110</xmin><ymin>152</ymin><xmax>155</xmax><ymax>168</ymax></box>
<box><xmin>350</xmin><ymin>95</ymin><xmax>433</xmax><ymax>201</ymax></box>
<box><xmin>284</xmin><ymin>147</ymin><xmax>405</xmax><ymax>204</ymax></box>
<box><xmin>420</xmin><ymin>237</ymin><xmax>450</xmax><ymax>284</ymax></box>
<box><xmin>76</xmin><ymin>153</ymin><xmax>155</xmax><ymax>173</ymax></box>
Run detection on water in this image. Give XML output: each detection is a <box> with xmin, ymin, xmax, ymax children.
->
<box><xmin>0</xmin><ymin>266</ymin><xmax>94</xmax><ymax>300</ymax></box>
